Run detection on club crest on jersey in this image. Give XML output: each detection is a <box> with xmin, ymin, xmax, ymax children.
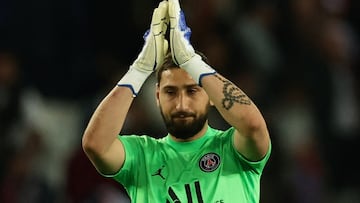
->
<box><xmin>199</xmin><ymin>153</ymin><xmax>220</xmax><ymax>172</ymax></box>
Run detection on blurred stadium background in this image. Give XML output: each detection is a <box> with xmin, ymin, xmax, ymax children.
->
<box><xmin>0</xmin><ymin>0</ymin><xmax>359</xmax><ymax>202</ymax></box>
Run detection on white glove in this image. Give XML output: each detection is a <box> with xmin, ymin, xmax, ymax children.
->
<box><xmin>169</xmin><ymin>0</ymin><xmax>215</xmax><ymax>85</ymax></box>
<box><xmin>118</xmin><ymin>1</ymin><xmax>169</xmax><ymax>96</ymax></box>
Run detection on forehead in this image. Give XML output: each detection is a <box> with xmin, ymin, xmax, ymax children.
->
<box><xmin>159</xmin><ymin>68</ymin><xmax>197</xmax><ymax>88</ymax></box>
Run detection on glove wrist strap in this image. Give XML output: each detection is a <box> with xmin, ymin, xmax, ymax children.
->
<box><xmin>180</xmin><ymin>54</ymin><xmax>216</xmax><ymax>86</ymax></box>
<box><xmin>117</xmin><ymin>66</ymin><xmax>151</xmax><ymax>97</ymax></box>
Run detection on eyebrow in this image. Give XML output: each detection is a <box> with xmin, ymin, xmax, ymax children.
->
<box><xmin>162</xmin><ymin>84</ymin><xmax>200</xmax><ymax>89</ymax></box>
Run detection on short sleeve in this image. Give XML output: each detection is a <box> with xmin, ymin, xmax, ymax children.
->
<box><xmin>229</xmin><ymin>128</ymin><xmax>272</xmax><ymax>174</ymax></box>
<box><xmin>109</xmin><ymin>135</ymin><xmax>142</xmax><ymax>186</ymax></box>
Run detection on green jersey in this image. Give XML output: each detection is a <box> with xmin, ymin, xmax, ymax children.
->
<box><xmin>104</xmin><ymin>126</ymin><xmax>271</xmax><ymax>203</ymax></box>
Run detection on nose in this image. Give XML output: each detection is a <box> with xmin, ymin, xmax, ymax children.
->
<box><xmin>175</xmin><ymin>91</ymin><xmax>190</xmax><ymax>111</ymax></box>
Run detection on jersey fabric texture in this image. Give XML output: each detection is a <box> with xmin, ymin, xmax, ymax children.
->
<box><xmin>103</xmin><ymin>125</ymin><xmax>271</xmax><ymax>203</ymax></box>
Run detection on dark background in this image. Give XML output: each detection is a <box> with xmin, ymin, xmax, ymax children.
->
<box><xmin>1</xmin><ymin>0</ymin><xmax>359</xmax><ymax>202</ymax></box>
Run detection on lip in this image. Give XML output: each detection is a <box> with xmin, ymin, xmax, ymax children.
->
<box><xmin>173</xmin><ymin>116</ymin><xmax>193</xmax><ymax>120</ymax></box>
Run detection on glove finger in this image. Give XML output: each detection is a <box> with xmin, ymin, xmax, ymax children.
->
<box><xmin>169</xmin><ymin>0</ymin><xmax>180</xmax><ymax>30</ymax></box>
<box><xmin>151</xmin><ymin>8</ymin><xmax>163</xmax><ymax>35</ymax></box>
<box><xmin>154</xmin><ymin>1</ymin><xmax>168</xmax><ymax>69</ymax></box>
<box><xmin>163</xmin><ymin>39</ymin><xmax>169</xmax><ymax>55</ymax></box>
<box><xmin>160</xmin><ymin>2</ymin><xmax>169</xmax><ymax>36</ymax></box>
<box><xmin>154</xmin><ymin>37</ymin><xmax>164</xmax><ymax>70</ymax></box>
<box><xmin>169</xmin><ymin>0</ymin><xmax>179</xmax><ymax>63</ymax></box>
<box><xmin>158</xmin><ymin>1</ymin><xmax>169</xmax><ymax>36</ymax></box>
<box><xmin>158</xmin><ymin>0</ymin><xmax>168</xmax><ymax>11</ymax></box>
<box><xmin>169</xmin><ymin>0</ymin><xmax>181</xmax><ymax>23</ymax></box>
<box><xmin>157</xmin><ymin>0</ymin><xmax>168</xmax><ymax>22</ymax></box>
<box><xmin>152</xmin><ymin>1</ymin><xmax>168</xmax><ymax>35</ymax></box>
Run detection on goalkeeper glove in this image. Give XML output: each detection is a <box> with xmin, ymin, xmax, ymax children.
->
<box><xmin>169</xmin><ymin>0</ymin><xmax>216</xmax><ymax>85</ymax></box>
<box><xmin>118</xmin><ymin>1</ymin><xmax>169</xmax><ymax>96</ymax></box>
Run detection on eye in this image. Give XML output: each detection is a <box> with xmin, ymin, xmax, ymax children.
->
<box><xmin>163</xmin><ymin>88</ymin><xmax>176</xmax><ymax>95</ymax></box>
<box><xmin>187</xmin><ymin>88</ymin><xmax>198</xmax><ymax>95</ymax></box>
<box><xmin>166</xmin><ymin>90</ymin><xmax>175</xmax><ymax>94</ymax></box>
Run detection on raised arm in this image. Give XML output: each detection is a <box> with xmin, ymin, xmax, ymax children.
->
<box><xmin>82</xmin><ymin>1</ymin><xmax>169</xmax><ymax>175</ymax></box>
<box><xmin>82</xmin><ymin>87</ymin><xmax>133</xmax><ymax>175</ymax></box>
<box><xmin>169</xmin><ymin>0</ymin><xmax>269</xmax><ymax>161</ymax></box>
<box><xmin>201</xmin><ymin>74</ymin><xmax>270</xmax><ymax>161</ymax></box>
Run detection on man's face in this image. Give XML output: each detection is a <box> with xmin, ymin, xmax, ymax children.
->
<box><xmin>156</xmin><ymin>68</ymin><xmax>211</xmax><ymax>140</ymax></box>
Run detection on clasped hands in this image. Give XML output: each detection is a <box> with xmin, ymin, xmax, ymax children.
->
<box><xmin>118</xmin><ymin>0</ymin><xmax>215</xmax><ymax>96</ymax></box>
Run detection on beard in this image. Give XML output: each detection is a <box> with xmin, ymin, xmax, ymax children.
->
<box><xmin>159</xmin><ymin>104</ymin><xmax>210</xmax><ymax>140</ymax></box>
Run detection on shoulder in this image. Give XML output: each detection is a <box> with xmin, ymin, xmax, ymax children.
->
<box><xmin>118</xmin><ymin>134</ymin><xmax>166</xmax><ymax>148</ymax></box>
<box><xmin>209</xmin><ymin>126</ymin><xmax>235</xmax><ymax>139</ymax></box>
<box><xmin>204</xmin><ymin>126</ymin><xmax>236</xmax><ymax>149</ymax></box>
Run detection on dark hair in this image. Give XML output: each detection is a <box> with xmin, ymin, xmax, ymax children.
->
<box><xmin>156</xmin><ymin>50</ymin><xmax>210</xmax><ymax>84</ymax></box>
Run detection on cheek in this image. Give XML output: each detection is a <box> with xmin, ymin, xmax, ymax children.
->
<box><xmin>197</xmin><ymin>100</ymin><xmax>211</xmax><ymax>113</ymax></box>
<box><xmin>158</xmin><ymin>99</ymin><xmax>172</xmax><ymax>113</ymax></box>
<box><xmin>159</xmin><ymin>95</ymin><xmax>176</xmax><ymax>107</ymax></box>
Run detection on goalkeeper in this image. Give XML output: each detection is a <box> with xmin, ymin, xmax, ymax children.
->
<box><xmin>82</xmin><ymin>0</ymin><xmax>271</xmax><ymax>202</ymax></box>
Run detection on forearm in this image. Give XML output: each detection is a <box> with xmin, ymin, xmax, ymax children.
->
<box><xmin>82</xmin><ymin>86</ymin><xmax>133</xmax><ymax>156</ymax></box>
<box><xmin>179</xmin><ymin>55</ymin><xmax>269</xmax><ymax>159</ymax></box>
<box><xmin>202</xmin><ymin>72</ymin><xmax>270</xmax><ymax>160</ymax></box>
<box><xmin>202</xmin><ymin>74</ymin><xmax>266</xmax><ymax>132</ymax></box>
<box><xmin>202</xmin><ymin>73</ymin><xmax>270</xmax><ymax>160</ymax></box>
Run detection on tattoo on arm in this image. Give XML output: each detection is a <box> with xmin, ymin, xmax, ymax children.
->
<box><xmin>214</xmin><ymin>74</ymin><xmax>251</xmax><ymax>110</ymax></box>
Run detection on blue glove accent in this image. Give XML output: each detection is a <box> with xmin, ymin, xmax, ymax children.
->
<box><xmin>179</xmin><ymin>10</ymin><xmax>192</xmax><ymax>41</ymax></box>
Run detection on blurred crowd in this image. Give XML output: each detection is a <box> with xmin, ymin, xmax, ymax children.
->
<box><xmin>0</xmin><ymin>0</ymin><xmax>359</xmax><ymax>202</ymax></box>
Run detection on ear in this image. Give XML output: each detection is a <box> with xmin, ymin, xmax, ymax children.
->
<box><xmin>155</xmin><ymin>83</ymin><xmax>160</xmax><ymax>107</ymax></box>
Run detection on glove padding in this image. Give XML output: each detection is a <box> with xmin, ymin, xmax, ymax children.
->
<box><xmin>169</xmin><ymin>0</ymin><xmax>194</xmax><ymax>65</ymax></box>
<box><xmin>169</xmin><ymin>0</ymin><xmax>215</xmax><ymax>85</ymax></box>
<box><xmin>118</xmin><ymin>1</ymin><xmax>169</xmax><ymax>96</ymax></box>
